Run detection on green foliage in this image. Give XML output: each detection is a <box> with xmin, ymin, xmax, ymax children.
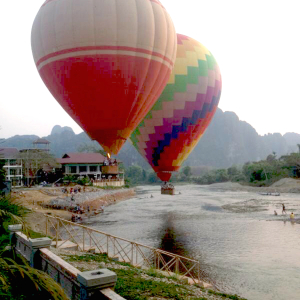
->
<box><xmin>147</xmin><ymin>171</ymin><xmax>160</xmax><ymax>184</ymax></box>
<box><xmin>63</xmin><ymin>175</ymin><xmax>76</xmax><ymax>184</ymax></box>
<box><xmin>0</xmin><ymin>198</ymin><xmax>27</xmax><ymax>237</ymax></box>
<box><xmin>0</xmin><ymin>254</ymin><xmax>68</xmax><ymax>300</ymax></box>
<box><xmin>63</xmin><ymin>252</ymin><xmax>245</xmax><ymax>300</ymax></box>
<box><xmin>242</xmin><ymin>154</ymin><xmax>290</xmax><ymax>186</ymax></box>
<box><xmin>76</xmin><ymin>176</ymin><xmax>91</xmax><ymax>186</ymax></box>
<box><xmin>182</xmin><ymin>166</ymin><xmax>192</xmax><ymax>177</ymax></box>
<box><xmin>0</xmin><ymin>197</ymin><xmax>68</xmax><ymax>300</ymax></box>
<box><xmin>125</xmin><ymin>165</ymin><xmax>155</xmax><ymax>185</ymax></box>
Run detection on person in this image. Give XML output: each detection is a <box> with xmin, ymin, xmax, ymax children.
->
<box><xmin>71</xmin><ymin>214</ymin><xmax>76</xmax><ymax>222</ymax></box>
<box><xmin>150</xmin><ymin>194</ymin><xmax>154</xmax><ymax>198</ymax></box>
<box><xmin>87</xmin><ymin>206</ymin><xmax>90</xmax><ymax>213</ymax></box>
<box><xmin>282</xmin><ymin>204</ymin><xmax>287</xmax><ymax>214</ymax></box>
<box><xmin>274</xmin><ymin>210</ymin><xmax>278</xmax><ymax>216</ymax></box>
<box><xmin>290</xmin><ymin>212</ymin><xmax>295</xmax><ymax>219</ymax></box>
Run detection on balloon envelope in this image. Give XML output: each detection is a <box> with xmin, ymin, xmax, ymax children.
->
<box><xmin>31</xmin><ymin>0</ymin><xmax>177</xmax><ymax>154</ymax></box>
<box><xmin>130</xmin><ymin>34</ymin><xmax>222</xmax><ymax>181</ymax></box>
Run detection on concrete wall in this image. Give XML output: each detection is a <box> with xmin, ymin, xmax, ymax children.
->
<box><xmin>9</xmin><ymin>225</ymin><xmax>124</xmax><ymax>300</ymax></box>
<box><xmin>93</xmin><ymin>179</ymin><xmax>125</xmax><ymax>187</ymax></box>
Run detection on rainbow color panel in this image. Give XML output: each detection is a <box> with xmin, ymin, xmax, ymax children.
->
<box><xmin>31</xmin><ymin>0</ymin><xmax>177</xmax><ymax>155</ymax></box>
<box><xmin>130</xmin><ymin>34</ymin><xmax>222</xmax><ymax>181</ymax></box>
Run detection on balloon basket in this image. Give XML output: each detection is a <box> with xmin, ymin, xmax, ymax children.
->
<box><xmin>161</xmin><ymin>183</ymin><xmax>175</xmax><ymax>195</ymax></box>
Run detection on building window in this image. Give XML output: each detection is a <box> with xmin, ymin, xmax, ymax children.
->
<box><xmin>90</xmin><ymin>166</ymin><xmax>97</xmax><ymax>172</ymax></box>
<box><xmin>70</xmin><ymin>166</ymin><xmax>77</xmax><ymax>173</ymax></box>
<box><xmin>79</xmin><ymin>166</ymin><xmax>87</xmax><ymax>173</ymax></box>
<box><xmin>10</xmin><ymin>169</ymin><xmax>16</xmax><ymax>176</ymax></box>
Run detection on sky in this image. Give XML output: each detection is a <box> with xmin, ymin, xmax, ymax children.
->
<box><xmin>1</xmin><ymin>0</ymin><xmax>300</xmax><ymax>139</ymax></box>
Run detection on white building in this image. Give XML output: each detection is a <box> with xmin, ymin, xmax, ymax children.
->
<box><xmin>0</xmin><ymin>148</ymin><xmax>23</xmax><ymax>187</ymax></box>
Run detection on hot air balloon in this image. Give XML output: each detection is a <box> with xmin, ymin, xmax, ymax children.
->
<box><xmin>31</xmin><ymin>0</ymin><xmax>177</xmax><ymax>155</ymax></box>
<box><xmin>130</xmin><ymin>34</ymin><xmax>222</xmax><ymax>182</ymax></box>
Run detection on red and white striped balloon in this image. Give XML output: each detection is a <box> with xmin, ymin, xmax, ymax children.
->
<box><xmin>31</xmin><ymin>0</ymin><xmax>177</xmax><ymax>154</ymax></box>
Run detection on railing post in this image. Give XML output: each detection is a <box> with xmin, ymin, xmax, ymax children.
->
<box><xmin>107</xmin><ymin>235</ymin><xmax>109</xmax><ymax>256</ymax></box>
<box><xmin>175</xmin><ymin>256</ymin><xmax>179</xmax><ymax>274</ymax></box>
<box><xmin>56</xmin><ymin>219</ymin><xmax>59</xmax><ymax>248</ymax></box>
<box><xmin>83</xmin><ymin>228</ymin><xmax>85</xmax><ymax>251</ymax></box>
<box><xmin>131</xmin><ymin>243</ymin><xmax>134</xmax><ymax>265</ymax></box>
<box><xmin>46</xmin><ymin>216</ymin><xmax>48</xmax><ymax>236</ymax></box>
<box><xmin>8</xmin><ymin>224</ymin><xmax>22</xmax><ymax>251</ymax></box>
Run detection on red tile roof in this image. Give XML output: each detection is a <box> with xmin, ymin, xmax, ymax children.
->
<box><xmin>0</xmin><ymin>148</ymin><xmax>19</xmax><ymax>159</ymax></box>
<box><xmin>57</xmin><ymin>153</ymin><xmax>107</xmax><ymax>164</ymax></box>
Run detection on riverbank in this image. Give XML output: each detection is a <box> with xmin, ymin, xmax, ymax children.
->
<box><xmin>12</xmin><ymin>187</ymin><xmax>135</xmax><ymax>234</ymax></box>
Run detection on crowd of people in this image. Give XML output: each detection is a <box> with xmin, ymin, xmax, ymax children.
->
<box><xmin>61</xmin><ymin>186</ymin><xmax>84</xmax><ymax>194</ymax></box>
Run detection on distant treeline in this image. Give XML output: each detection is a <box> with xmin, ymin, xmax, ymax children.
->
<box><xmin>125</xmin><ymin>151</ymin><xmax>300</xmax><ymax>186</ymax></box>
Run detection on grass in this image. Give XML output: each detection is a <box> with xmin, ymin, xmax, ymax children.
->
<box><xmin>63</xmin><ymin>252</ymin><xmax>247</xmax><ymax>300</ymax></box>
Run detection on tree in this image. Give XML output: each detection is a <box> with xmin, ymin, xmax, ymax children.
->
<box><xmin>18</xmin><ymin>150</ymin><xmax>59</xmax><ymax>186</ymax></box>
<box><xmin>147</xmin><ymin>171</ymin><xmax>160</xmax><ymax>184</ymax></box>
<box><xmin>182</xmin><ymin>166</ymin><xmax>192</xmax><ymax>177</ymax></box>
<box><xmin>125</xmin><ymin>165</ymin><xmax>143</xmax><ymax>184</ymax></box>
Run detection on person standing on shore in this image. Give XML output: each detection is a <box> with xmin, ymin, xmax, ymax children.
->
<box><xmin>282</xmin><ymin>204</ymin><xmax>287</xmax><ymax>214</ymax></box>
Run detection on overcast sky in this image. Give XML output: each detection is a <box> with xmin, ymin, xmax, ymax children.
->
<box><xmin>1</xmin><ymin>0</ymin><xmax>299</xmax><ymax>139</ymax></box>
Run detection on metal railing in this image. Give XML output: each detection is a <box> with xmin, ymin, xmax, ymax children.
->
<box><xmin>45</xmin><ymin>215</ymin><xmax>201</xmax><ymax>284</ymax></box>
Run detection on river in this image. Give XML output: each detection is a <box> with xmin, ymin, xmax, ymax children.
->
<box><xmin>84</xmin><ymin>184</ymin><xmax>300</xmax><ymax>300</ymax></box>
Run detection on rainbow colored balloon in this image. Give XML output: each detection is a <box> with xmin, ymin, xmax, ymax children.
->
<box><xmin>130</xmin><ymin>34</ymin><xmax>222</xmax><ymax>181</ymax></box>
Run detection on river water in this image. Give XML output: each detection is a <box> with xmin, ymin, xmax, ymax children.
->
<box><xmin>85</xmin><ymin>185</ymin><xmax>300</xmax><ymax>300</ymax></box>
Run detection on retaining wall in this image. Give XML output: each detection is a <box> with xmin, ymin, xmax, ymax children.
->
<box><xmin>9</xmin><ymin>225</ymin><xmax>125</xmax><ymax>300</ymax></box>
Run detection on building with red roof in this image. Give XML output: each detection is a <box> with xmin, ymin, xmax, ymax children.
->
<box><xmin>58</xmin><ymin>153</ymin><xmax>124</xmax><ymax>186</ymax></box>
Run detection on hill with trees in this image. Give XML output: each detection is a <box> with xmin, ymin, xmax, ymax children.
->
<box><xmin>1</xmin><ymin>110</ymin><xmax>300</xmax><ymax>169</ymax></box>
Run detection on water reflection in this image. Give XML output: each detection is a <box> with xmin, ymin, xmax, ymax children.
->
<box><xmin>158</xmin><ymin>213</ymin><xmax>213</xmax><ymax>284</ymax></box>
<box><xmin>159</xmin><ymin>214</ymin><xmax>187</xmax><ymax>257</ymax></box>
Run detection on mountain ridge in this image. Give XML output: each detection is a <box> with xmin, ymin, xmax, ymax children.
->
<box><xmin>1</xmin><ymin>108</ymin><xmax>300</xmax><ymax>169</ymax></box>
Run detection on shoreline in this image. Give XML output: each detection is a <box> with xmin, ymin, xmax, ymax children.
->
<box><xmin>14</xmin><ymin>187</ymin><xmax>136</xmax><ymax>235</ymax></box>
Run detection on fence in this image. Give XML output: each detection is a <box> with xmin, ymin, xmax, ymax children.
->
<box><xmin>46</xmin><ymin>215</ymin><xmax>204</xmax><ymax>285</ymax></box>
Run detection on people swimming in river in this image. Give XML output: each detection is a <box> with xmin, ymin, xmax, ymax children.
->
<box><xmin>150</xmin><ymin>194</ymin><xmax>154</xmax><ymax>198</ymax></box>
<box><xmin>274</xmin><ymin>210</ymin><xmax>278</xmax><ymax>215</ymax></box>
<box><xmin>290</xmin><ymin>212</ymin><xmax>295</xmax><ymax>219</ymax></box>
<box><xmin>282</xmin><ymin>204</ymin><xmax>287</xmax><ymax>214</ymax></box>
